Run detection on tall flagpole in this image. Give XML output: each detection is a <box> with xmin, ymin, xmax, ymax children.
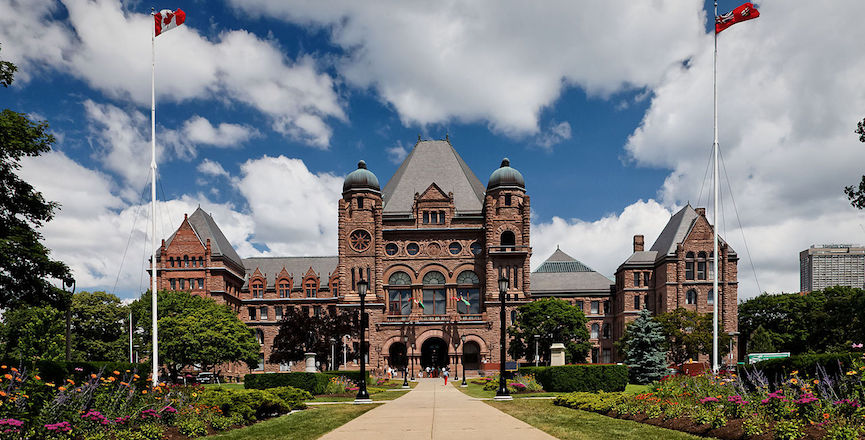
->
<box><xmin>712</xmin><ymin>0</ymin><xmax>720</xmax><ymax>374</ymax></box>
<box><xmin>151</xmin><ymin>7</ymin><xmax>159</xmax><ymax>388</ymax></box>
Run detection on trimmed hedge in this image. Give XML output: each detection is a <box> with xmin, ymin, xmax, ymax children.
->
<box><xmin>518</xmin><ymin>364</ymin><xmax>628</xmax><ymax>392</ymax></box>
<box><xmin>244</xmin><ymin>371</ymin><xmax>371</xmax><ymax>394</ymax></box>
<box><xmin>739</xmin><ymin>352</ymin><xmax>856</xmax><ymax>386</ymax></box>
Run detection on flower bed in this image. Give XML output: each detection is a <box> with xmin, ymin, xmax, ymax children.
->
<box><xmin>479</xmin><ymin>373</ymin><xmax>545</xmax><ymax>394</ymax></box>
<box><xmin>554</xmin><ymin>351</ymin><xmax>865</xmax><ymax>440</ymax></box>
<box><xmin>0</xmin><ymin>364</ymin><xmax>310</xmax><ymax>439</ymax></box>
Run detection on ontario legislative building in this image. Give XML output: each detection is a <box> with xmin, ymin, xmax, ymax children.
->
<box><xmin>152</xmin><ymin>139</ymin><xmax>739</xmax><ymax>380</ymax></box>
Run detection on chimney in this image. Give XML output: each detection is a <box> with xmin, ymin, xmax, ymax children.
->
<box><xmin>695</xmin><ymin>207</ymin><xmax>706</xmax><ymax>217</ymax></box>
<box><xmin>633</xmin><ymin>235</ymin><xmax>644</xmax><ymax>252</ymax></box>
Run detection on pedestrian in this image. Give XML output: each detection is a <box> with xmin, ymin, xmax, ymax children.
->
<box><xmin>426</xmin><ymin>366</ymin><xmax>431</xmax><ymax>378</ymax></box>
<box><xmin>443</xmin><ymin>367</ymin><xmax>449</xmax><ymax>385</ymax></box>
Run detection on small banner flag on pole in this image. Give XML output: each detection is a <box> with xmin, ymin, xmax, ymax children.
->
<box><xmin>414</xmin><ymin>298</ymin><xmax>424</xmax><ymax>309</ymax></box>
<box><xmin>154</xmin><ymin>9</ymin><xmax>186</xmax><ymax>36</ymax></box>
<box><xmin>715</xmin><ymin>3</ymin><xmax>759</xmax><ymax>33</ymax></box>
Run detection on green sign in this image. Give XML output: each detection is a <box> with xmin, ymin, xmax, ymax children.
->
<box><xmin>747</xmin><ymin>352</ymin><xmax>790</xmax><ymax>364</ymax></box>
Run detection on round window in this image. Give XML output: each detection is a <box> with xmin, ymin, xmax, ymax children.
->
<box><xmin>385</xmin><ymin>243</ymin><xmax>399</xmax><ymax>256</ymax></box>
<box><xmin>406</xmin><ymin>243</ymin><xmax>420</xmax><ymax>255</ymax></box>
<box><xmin>449</xmin><ymin>242</ymin><xmax>462</xmax><ymax>255</ymax></box>
<box><xmin>349</xmin><ymin>229</ymin><xmax>372</xmax><ymax>252</ymax></box>
<box><xmin>470</xmin><ymin>242</ymin><xmax>483</xmax><ymax>255</ymax></box>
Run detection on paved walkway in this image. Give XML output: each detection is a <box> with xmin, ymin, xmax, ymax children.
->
<box><xmin>318</xmin><ymin>378</ymin><xmax>557</xmax><ymax>440</ymax></box>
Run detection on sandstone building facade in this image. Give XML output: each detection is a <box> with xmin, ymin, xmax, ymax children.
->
<box><xmin>153</xmin><ymin>139</ymin><xmax>738</xmax><ymax>379</ymax></box>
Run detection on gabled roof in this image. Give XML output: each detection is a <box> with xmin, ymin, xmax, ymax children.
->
<box><xmin>649</xmin><ymin>204</ymin><xmax>699</xmax><ymax>258</ymax></box>
<box><xmin>531</xmin><ymin>247</ymin><xmax>612</xmax><ymax>294</ymax></box>
<box><xmin>166</xmin><ymin>207</ymin><xmax>244</xmax><ymax>269</ymax></box>
<box><xmin>241</xmin><ymin>256</ymin><xmax>338</xmax><ymax>289</ymax></box>
<box><xmin>382</xmin><ymin>140</ymin><xmax>486</xmax><ymax>215</ymax></box>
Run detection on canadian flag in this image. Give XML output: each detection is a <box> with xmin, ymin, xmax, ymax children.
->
<box><xmin>154</xmin><ymin>9</ymin><xmax>186</xmax><ymax>37</ymax></box>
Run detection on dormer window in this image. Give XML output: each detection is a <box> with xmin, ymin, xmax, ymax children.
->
<box><xmin>252</xmin><ymin>281</ymin><xmax>264</xmax><ymax>298</ymax></box>
<box><xmin>422</xmin><ymin>210</ymin><xmax>445</xmax><ymax>225</ymax></box>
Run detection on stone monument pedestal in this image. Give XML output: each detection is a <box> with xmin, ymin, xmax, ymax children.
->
<box><xmin>550</xmin><ymin>343</ymin><xmax>566</xmax><ymax>366</ymax></box>
<box><xmin>304</xmin><ymin>353</ymin><xmax>317</xmax><ymax>372</ymax></box>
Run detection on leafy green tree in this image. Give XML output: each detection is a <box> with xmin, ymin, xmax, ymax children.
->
<box><xmin>0</xmin><ymin>45</ymin><xmax>71</xmax><ymax>308</ymax></box>
<box><xmin>620</xmin><ymin>308</ymin><xmax>668</xmax><ymax>384</ymax></box>
<box><xmin>131</xmin><ymin>290</ymin><xmax>259</xmax><ymax>381</ymax></box>
<box><xmin>71</xmin><ymin>291</ymin><xmax>129</xmax><ymax>362</ymax></box>
<box><xmin>508</xmin><ymin>298</ymin><xmax>591</xmax><ymax>364</ymax></box>
<box><xmin>0</xmin><ymin>305</ymin><xmax>65</xmax><ymax>361</ymax></box>
<box><xmin>844</xmin><ymin>118</ymin><xmax>865</xmax><ymax>208</ymax></box>
<box><xmin>746</xmin><ymin>325</ymin><xmax>779</xmax><ymax>354</ymax></box>
<box><xmin>269</xmin><ymin>306</ymin><xmax>358</xmax><ymax>370</ymax></box>
<box><xmin>655</xmin><ymin>308</ymin><xmax>730</xmax><ymax>365</ymax></box>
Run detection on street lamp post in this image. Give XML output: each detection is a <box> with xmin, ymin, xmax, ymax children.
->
<box><xmin>330</xmin><ymin>337</ymin><xmax>336</xmax><ymax>371</ymax></box>
<box><xmin>411</xmin><ymin>342</ymin><xmax>416</xmax><ymax>381</ymax></box>
<box><xmin>534</xmin><ymin>334</ymin><xmax>540</xmax><ymax>367</ymax></box>
<box><xmin>62</xmin><ymin>278</ymin><xmax>76</xmax><ymax>362</ymax></box>
<box><xmin>727</xmin><ymin>331</ymin><xmax>740</xmax><ymax>369</ymax></box>
<box><xmin>343</xmin><ymin>335</ymin><xmax>350</xmax><ymax>367</ymax></box>
<box><xmin>461</xmin><ymin>335</ymin><xmax>468</xmax><ymax>387</ymax></box>
<box><xmin>402</xmin><ymin>336</ymin><xmax>410</xmax><ymax>388</ymax></box>
<box><xmin>495</xmin><ymin>275</ymin><xmax>512</xmax><ymax>401</ymax></box>
<box><xmin>354</xmin><ymin>279</ymin><xmax>372</xmax><ymax>403</ymax></box>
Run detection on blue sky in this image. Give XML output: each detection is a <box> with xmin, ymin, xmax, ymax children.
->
<box><xmin>3</xmin><ymin>0</ymin><xmax>865</xmax><ymax>301</ymax></box>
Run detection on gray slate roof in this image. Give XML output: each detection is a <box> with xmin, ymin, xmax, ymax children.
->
<box><xmin>623</xmin><ymin>251</ymin><xmax>658</xmax><ymax>265</ymax></box>
<box><xmin>382</xmin><ymin>140</ymin><xmax>486</xmax><ymax>215</ymax></box>
<box><xmin>531</xmin><ymin>248</ymin><xmax>612</xmax><ymax>294</ymax></box>
<box><xmin>649</xmin><ymin>204</ymin><xmax>698</xmax><ymax>258</ymax></box>
<box><xmin>241</xmin><ymin>256</ymin><xmax>338</xmax><ymax>289</ymax></box>
<box><xmin>166</xmin><ymin>207</ymin><xmax>244</xmax><ymax>269</ymax></box>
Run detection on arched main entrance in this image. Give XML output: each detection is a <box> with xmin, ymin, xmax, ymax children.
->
<box><xmin>388</xmin><ymin>342</ymin><xmax>407</xmax><ymax>369</ymax></box>
<box><xmin>462</xmin><ymin>341</ymin><xmax>480</xmax><ymax>370</ymax></box>
<box><xmin>421</xmin><ymin>337</ymin><xmax>448</xmax><ymax>369</ymax></box>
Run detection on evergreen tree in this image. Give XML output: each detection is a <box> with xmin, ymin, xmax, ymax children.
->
<box><xmin>621</xmin><ymin>308</ymin><xmax>669</xmax><ymax>384</ymax></box>
<box><xmin>747</xmin><ymin>324</ymin><xmax>778</xmax><ymax>354</ymax></box>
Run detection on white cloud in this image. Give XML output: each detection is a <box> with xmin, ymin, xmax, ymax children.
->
<box><xmin>536</xmin><ymin>121</ymin><xmax>572</xmax><ymax>150</ymax></box>
<box><xmin>197</xmin><ymin>159</ymin><xmax>230</xmax><ymax>178</ymax></box>
<box><xmin>386</xmin><ymin>143</ymin><xmax>408</xmax><ymax>164</ymax></box>
<box><xmin>183</xmin><ymin>116</ymin><xmax>258</xmax><ymax>147</ymax></box>
<box><xmin>624</xmin><ymin>0</ymin><xmax>865</xmax><ymax>296</ymax></box>
<box><xmin>229</xmin><ymin>0</ymin><xmax>704</xmax><ymax>135</ymax></box>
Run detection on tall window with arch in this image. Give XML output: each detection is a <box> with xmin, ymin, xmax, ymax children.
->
<box><xmin>591</xmin><ymin>323</ymin><xmax>600</xmax><ymax>339</ymax></box>
<box><xmin>304</xmin><ymin>278</ymin><xmax>318</xmax><ymax>297</ymax></box>
<box><xmin>251</xmin><ymin>281</ymin><xmax>264</xmax><ymax>299</ymax></box>
<box><xmin>686</xmin><ymin>289</ymin><xmax>698</xmax><ymax>305</ymax></box>
<box><xmin>255</xmin><ymin>329</ymin><xmax>264</xmax><ymax>345</ymax></box>
<box><xmin>456</xmin><ymin>270</ymin><xmax>481</xmax><ymax>314</ymax></box>
<box><xmin>422</xmin><ymin>271</ymin><xmax>446</xmax><ymax>315</ymax></box>
<box><xmin>500</xmin><ymin>230</ymin><xmax>516</xmax><ymax>249</ymax></box>
<box><xmin>183</xmin><ymin>255</ymin><xmax>189</xmax><ymax>267</ymax></box>
<box><xmin>697</xmin><ymin>251</ymin><xmax>707</xmax><ymax>280</ymax></box>
<box><xmin>685</xmin><ymin>252</ymin><xmax>695</xmax><ymax>280</ymax></box>
<box><xmin>278</xmin><ymin>280</ymin><xmax>290</xmax><ymax>298</ymax></box>
<box><xmin>707</xmin><ymin>289</ymin><xmax>715</xmax><ymax>306</ymax></box>
<box><xmin>708</xmin><ymin>252</ymin><xmax>715</xmax><ymax>280</ymax></box>
<box><xmin>388</xmin><ymin>272</ymin><xmax>412</xmax><ymax>315</ymax></box>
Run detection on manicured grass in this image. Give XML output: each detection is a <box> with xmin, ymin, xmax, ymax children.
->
<box><xmin>203</xmin><ymin>383</ymin><xmax>245</xmax><ymax>391</ymax></box>
<box><xmin>203</xmin><ymin>403</ymin><xmax>379</xmax><ymax>440</ymax></box>
<box><xmin>452</xmin><ymin>380</ymin><xmax>561</xmax><ymax>399</ymax></box>
<box><xmin>487</xmin><ymin>398</ymin><xmax>702</xmax><ymax>440</ymax></box>
<box><xmin>311</xmin><ymin>389</ymin><xmax>411</xmax><ymax>402</ymax></box>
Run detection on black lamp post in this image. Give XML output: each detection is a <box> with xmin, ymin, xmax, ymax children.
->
<box><xmin>63</xmin><ymin>278</ymin><xmax>76</xmax><ymax>362</ymax></box>
<box><xmin>495</xmin><ymin>275</ymin><xmax>512</xmax><ymax>401</ymax></box>
<box><xmin>354</xmin><ymin>279</ymin><xmax>372</xmax><ymax>403</ymax></box>
<box><xmin>411</xmin><ymin>342</ymin><xmax>416</xmax><ymax>380</ymax></box>
<box><xmin>534</xmin><ymin>334</ymin><xmax>540</xmax><ymax>367</ymax></box>
<box><xmin>402</xmin><ymin>336</ymin><xmax>410</xmax><ymax>388</ymax></box>
<box><xmin>461</xmin><ymin>335</ymin><xmax>468</xmax><ymax>387</ymax></box>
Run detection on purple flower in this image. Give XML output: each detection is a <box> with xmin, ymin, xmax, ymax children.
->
<box><xmin>45</xmin><ymin>421</ymin><xmax>72</xmax><ymax>432</ymax></box>
<box><xmin>852</xmin><ymin>343</ymin><xmax>863</xmax><ymax>349</ymax></box>
<box><xmin>162</xmin><ymin>405</ymin><xmax>177</xmax><ymax>414</ymax></box>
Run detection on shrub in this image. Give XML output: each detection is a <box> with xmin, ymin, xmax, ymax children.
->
<box><xmin>322</xmin><ymin>370</ymin><xmax>370</xmax><ymax>384</ymax></box>
<box><xmin>137</xmin><ymin>423</ymin><xmax>165</xmax><ymax>440</ymax></box>
<box><xmin>244</xmin><ymin>372</ymin><xmax>331</xmax><ymax>394</ymax></box>
<box><xmin>177</xmin><ymin>416</ymin><xmax>208</xmax><ymax>437</ymax></box>
<box><xmin>268</xmin><ymin>386</ymin><xmax>312</xmax><ymax>409</ymax></box>
<box><xmin>209</xmin><ymin>414</ymin><xmax>235</xmax><ymax>431</ymax></box>
<box><xmin>198</xmin><ymin>388</ymin><xmax>290</xmax><ymax>424</ymax></box>
<box><xmin>520</xmin><ymin>365</ymin><xmax>628</xmax><ymax>392</ymax></box>
<box><xmin>773</xmin><ymin>419</ymin><xmax>803</xmax><ymax>440</ymax></box>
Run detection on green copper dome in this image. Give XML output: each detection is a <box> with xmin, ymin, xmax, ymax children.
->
<box><xmin>487</xmin><ymin>158</ymin><xmax>525</xmax><ymax>190</ymax></box>
<box><xmin>343</xmin><ymin>160</ymin><xmax>380</xmax><ymax>193</ymax></box>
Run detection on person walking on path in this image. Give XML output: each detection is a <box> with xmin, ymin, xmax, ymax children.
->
<box><xmin>443</xmin><ymin>367</ymin><xmax>449</xmax><ymax>385</ymax></box>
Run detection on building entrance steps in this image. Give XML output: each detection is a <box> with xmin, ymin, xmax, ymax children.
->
<box><xmin>318</xmin><ymin>378</ymin><xmax>556</xmax><ymax>440</ymax></box>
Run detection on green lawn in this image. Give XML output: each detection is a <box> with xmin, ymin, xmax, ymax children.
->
<box><xmin>487</xmin><ymin>399</ymin><xmax>703</xmax><ymax>440</ymax></box>
<box><xmin>452</xmin><ymin>380</ymin><xmax>562</xmax><ymax>399</ymax></box>
<box><xmin>203</xmin><ymin>383</ymin><xmax>245</xmax><ymax>391</ymax></box>
<box><xmin>311</xmin><ymin>389</ymin><xmax>411</xmax><ymax>402</ymax></box>
<box><xmin>203</xmin><ymin>403</ymin><xmax>379</xmax><ymax>440</ymax></box>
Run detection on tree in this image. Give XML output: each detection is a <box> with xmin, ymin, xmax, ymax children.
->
<box><xmin>0</xmin><ymin>44</ymin><xmax>71</xmax><ymax>308</ymax></box>
<box><xmin>131</xmin><ymin>290</ymin><xmax>259</xmax><ymax>381</ymax></box>
<box><xmin>620</xmin><ymin>308</ymin><xmax>668</xmax><ymax>384</ymax></box>
<box><xmin>655</xmin><ymin>308</ymin><xmax>730</xmax><ymax>365</ymax></box>
<box><xmin>0</xmin><ymin>304</ymin><xmax>65</xmax><ymax>361</ymax></box>
<box><xmin>746</xmin><ymin>325</ymin><xmax>778</xmax><ymax>354</ymax></box>
<box><xmin>844</xmin><ymin>118</ymin><xmax>865</xmax><ymax>209</ymax></box>
<box><xmin>508</xmin><ymin>298</ymin><xmax>591</xmax><ymax>364</ymax></box>
<box><xmin>71</xmin><ymin>291</ymin><xmax>129</xmax><ymax>362</ymax></box>
<box><xmin>269</xmin><ymin>307</ymin><xmax>359</xmax><ymax>370</ymax></box>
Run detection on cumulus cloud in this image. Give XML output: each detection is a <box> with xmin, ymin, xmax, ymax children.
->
<box><xmin>182</xmin><ymin>116</ymin><xmax>258</xmax><ymax>147</ymax></box>
<box><xmin>0</xmin><ymin>0</ymin><xmax>344</xmax><ymax>147</ymax></box>
<box><xmin>197</xmin><ymin>159</ymin><xmax>230</xmax><ymax>178</ymax></box>
<box><xmin>386</xmin><ymin>143</ymin><xmax>409</xmax><ymax>164</ymax></box>
<box><xmin>536</xmin><ymin>121</ymin><xmax>572</xmax><ymax>150</ymax></box>
<box><xmin>229</xmin><ymin>0</ymin><xmax>705</xmax><ymax>135</ymax></box>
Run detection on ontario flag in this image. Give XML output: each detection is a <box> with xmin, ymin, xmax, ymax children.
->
<box><xmin>715</xmin><ymin>2</ymin><xmax>759</xmax><ymax>33</ymax></box>
<box><xmin>154</xmin><ymin>8</ymin><xmax>186</xmax><ymax>36</ymax></box>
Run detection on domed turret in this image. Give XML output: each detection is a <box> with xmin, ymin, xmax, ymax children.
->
<box><xmin>343</xmin><ymin>160</ymin><xmax>380</xmax><ymax>193</ymax></box>
<box><xmin>487</xmin><ymin>158</ymin><xmax>525</xmax><ymax>191</ymax></box>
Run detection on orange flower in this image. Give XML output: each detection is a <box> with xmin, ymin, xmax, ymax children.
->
<box><xmin>113</xmin><ymin>370</ymin><xmax>120</xmax><ymax>375</ymax></box>
<box><xmin>823</xmin><ymin>413</ymin><xmax>830</xmax><ymax>420</ymax></box>
<box><xmin>58</xmin><ymin>386</ymin><xmax>66</xmax><ymax>391</ymax></box>
<box><xmin>790</xmin><ymin>378</ymin><xmax>798</xmax><ymax>384</ymax></box>
<box><xmin>3</xmin><ymin>374</ymin><xmax>11</xmax><ymax>380</ymax></box>
<box><xmin>1</xmin><ymin>365</ymin><xmax>6</xmax><ymax>369</ymax></box>
<box><xmin>10</xmin><ymin>367</ymin><xmax>17</xmax><ymax>372</ymax></box>
<box><xmin>34</xmin><ymin>375</ymin><xmax>41</xmax><ymax>381</ymax></box>
<box><xmin>142</xmin><ymin>390</ymin><xmax>148</xmax><ymax>394</ymax></box>
<box><xmin>108</xmin><ymin>377</ymin><xmax>116</xmax><ymax>382</ymax></box>
<box><xmin>66</xmin><ymin>379</ymin><xmax>75</xmax><ymax>385</ymax></box>
<box><xmin>45</xmin><ymin>382</ymin><xmax>55</xmax><ymax>387</ymax></box>
<box><xmin>125</xmin><ymin>369</ymin><xmax>131</xmax><ymax>373</ymax></box>
<box><xmin>133</xmin><ymin>374</ymin><xmax>140</xmax><ymax>379</ymax></box>
<box><xmin>91</xmin><ymin>374</ymin><xmax>98</xmax><ymax>379</ymax></box>
<box><xmin>0</xmin><ymin>391</ymin><xmax>6</xmax><ymax>397</ymax></box>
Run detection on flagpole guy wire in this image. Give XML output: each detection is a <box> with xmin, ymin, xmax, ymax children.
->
<box><xmin>150</xmin><ymin>6</ymin><xmax>159</xmax><ymax>388</ymax></box>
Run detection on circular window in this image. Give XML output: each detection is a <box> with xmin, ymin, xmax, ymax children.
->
<box><xmin>470</xmin><ymin>242</ymin><xmax>483</xmax><ymax>255</ymax></box>
<box><xmin>449</xmin><ymin>242</ymin><xmax>462</xmax><ymax>255</ymax></box>
<box><xmin>385</xmin><ymin>243</ymin><xmax>399</xmax><ymax>256</ymax></box>
<box><xmin>406</xmin><ymin>243</ymin><xmax>419</xmax><ymax>255</ymax></box>
<box><xmin>349</xmin><ymin>229</ymin><xmax>372</xmax><ymax>252</ymax></box>
<box><xmin>427</xmin><ymin>243</ymin><xmax>441</xmax><ymax>256</ymax></box>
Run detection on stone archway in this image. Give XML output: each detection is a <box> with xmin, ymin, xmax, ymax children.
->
<box><xmin>388</xmin><ymin>342</ymin><xmax>408</xmax><ymax>369</ymax></box>
<box><xmin>420</xmin><ymin>337</ymin><xmax>448</xmax><ymax>370</ymax></box>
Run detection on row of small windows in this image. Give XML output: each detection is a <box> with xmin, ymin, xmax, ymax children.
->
<box><xmin>385</xmin><ymin>241</ymin><xmax>483</xmax><ymax>256</ymax></box>
<box><xmin>685</xmin><ymin>252</ymin><xmax>715</xmax><ymax>280</ymax></box>
<box><xmin>169</xmin><ymin>278</ymin><xmax>204</xmax><ymax>290</ymax></box>
<box><xmin>249</xmin><ymin>305</ymin><xmax>325</xmax><ymax>322</ymax></box>
<box><xmin>590</xmin><ymin>323</ymin><xmax>611</xmax><ymax>340</ymax></box>
<box><xmin>387</xmin><ymin>270</ymin><xmax>480</xmax><ymax>315</ymax></box>
<box><xmin>422</xmin><ymin>210</ymin><xmax>446</xmax><ymax>224</ymax></box>
<box><xmin>574</xmin><ymin>300</ymin><xmax>609</xmax><ymax>315</ymax></box>
<box><xmin>633</xmin><ymin>271</ymin><xmax>651</xmax><ymax>287</ymax></box>
<box><xmin>249</xmin><ymin>278</ymin><xmax>337</xmax><ymax>299</ymax></box>
<box><xmin>168</xmin><ymin>255</ymin><xmax>204</xmax><ymax>268</ymax></box>
<box><xmin>685</xmin><ymin>289</ymin><xmax>715</xmax><ymax>305</ymax></box>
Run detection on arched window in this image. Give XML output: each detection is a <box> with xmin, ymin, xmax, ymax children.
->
<box><xmin>602</xmin><ymin>323</ymin><xmax>610</xmax><ymax>339</ymax></box>
<box><xmin>251</xmin><ymin>281</ymin><xmax>264</xmax><ymax>299</ymax></box>
<box><xmin>388</xmin><ymin>272</ymin><xmax>412</xmax><ymax>315</ymax></box>
<box><xmin>510</xmin><ymin>310</ymin><xmax>517</xmax><ymax>324</ymax></box>
<box><xmin>422</xmin><ymin>271</ymin><xmax>446</xmax><ymax>315</ymax></box>
<box><xmin>183</xmin><ymin>255</ymin><xmax>189</xmax><ymax>267</ymax></box>
<box><xmin>591</xmin><ymin>323</ymin><xmax>600</xmax><ymax>339</ymax></box>
<box><xmin>169</xmin><ymin>257</ymin><xmax>175</xmax><ymax>268</ymax></box>
<box><xmin>697</xmin><ymin>252</ymin><xmax>707</xmax><ymax>280</ymax></box>
<box><xmin>278</xmin><ymin>280</ymin><xmax>290</xmax><ymax>298</ymax></box>
<box><xmin>707</xmin><ymin>289</ymin><xmax>715</xmax><ymax>305</ymax></box>
<box><xmin>500</xmin><ymin>231</ymin><xmax>516</xmax><ymax>249</ymax></box>
<box><xmin>686</xmin><ymin>289</ymin><xmax>697</xmax><ymax>305</ymax></box>
<box><xmin>198</xmin><ymin>256</ymin><xmax>204</xmax><ymax>267</ymax></box>
<box><xmin>685</xmin><ymin>252</ymin><xmax>695</xmax><ymax>280</ymax></box>
<box><xmin>255</xmin><ymin>329</ymin><xmax>264</xmax><ymax>345</ymax></box>
<box><xmin>708</xmin><ymin>252</ymin><xmax>715</xmax><ymax>280</ymax></box>
<box><xmin>304</xmin><ymin>278</ymin><xmax>318</xmax><ymax>297</ymax></box>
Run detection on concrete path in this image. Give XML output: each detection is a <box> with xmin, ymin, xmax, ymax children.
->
<box><xmin>318</xmin><ymin>378</ymin><xmax>557</xmax><ymax>440</ymax></box>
